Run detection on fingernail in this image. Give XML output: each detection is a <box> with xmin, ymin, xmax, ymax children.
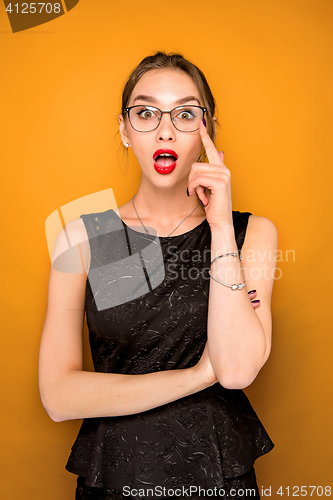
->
<box><xmin>200</xmin><ymin>200</ymin><xmax>206</xmax><ymax>207</ymax></box>
<box><xmin>251</xmin><ymin>299</ymin><xmax>260</xmax><ymax>304</ymax></box>
<box><xmin>186</xmin><ymin>188</ymin><xmax>189</xmax><ymax>197</ymax></box>
<box><xmin>248</xmin><ymin>290</ymin><xmax>256</xmax><ymax>294</ymax></box>
<box><xmin>202</xmin><ymin>118</ymin><xmax>206</xmax><ymax>127</ymax></box>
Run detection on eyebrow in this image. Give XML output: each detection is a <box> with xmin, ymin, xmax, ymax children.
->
<box><xmin>132</xmin><ymin>94</ymin><xmax>202</xmax><ymax>106</ymax></box>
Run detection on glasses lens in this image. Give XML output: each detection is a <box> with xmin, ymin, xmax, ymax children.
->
<box><xmin>171</xmin><ymin>106</ymin><xmax>204</xmax><ymax>132</ymax></box>
<box><xmin>129</xmin><ymin>106</ymin><xmax>161</xmax><ymax>132</ymax></box>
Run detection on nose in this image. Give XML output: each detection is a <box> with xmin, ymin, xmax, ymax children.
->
<box><xmin>156</xmin><ymin>112</ymin><xmax>176</xmax><ymax>142</ymax></box>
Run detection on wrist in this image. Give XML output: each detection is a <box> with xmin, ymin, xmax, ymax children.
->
<box><xmin>210</xmin><ymin>223</ymin><xmax>239</xmax><ymax>258</ymax></box>
<box><xmin>190</xmin><ymin>359</ymin><xmax>217</xmax><ymax>390</ymax></box>
<box><xmin>187</xmin><ymin>364</ymin><xmax>206</xmax><ymax>392</ymax></box>
<box><xmin>209</xmin><ymin>221</ymin><xmax>234</xmax><ymax>235</ymax></box>
<box><xmin>208</xmin><ymin>212</ymin><xmax>233</xmax><ymax>231</ymax></box>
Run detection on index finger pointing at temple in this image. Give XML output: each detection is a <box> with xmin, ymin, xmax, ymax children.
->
<box><xmin>199</xmin><ymin>119</ymin><xmax>224</xmax><ymax>166</ymax></box>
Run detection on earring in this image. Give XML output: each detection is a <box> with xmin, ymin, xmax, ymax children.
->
<box><xmin>125</xmin><ymin>142</ymin><xmax>130</xmax><ymax>148</ymax></box>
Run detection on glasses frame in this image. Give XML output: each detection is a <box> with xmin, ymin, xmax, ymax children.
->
<box><xmin>125</xmin><ymin>105</ymin><xmax>207</xmax><ymax>133</ymax></box>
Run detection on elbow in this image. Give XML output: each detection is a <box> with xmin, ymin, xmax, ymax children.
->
<box><xmin>48</xmin><ymin>404</ymin><xmax>67</xmax><ymax>423</ymax></box>
<box><xmin>217</xmin><ymin>370</ymin><xmax>259</xmax><ymax>390</ymax></box>
<box><xmin>39</xmin><ymin>367</ymin><xmax>82</xmax><ymax>422</ymax></box>
<box><xmin>39</xmin><ymin>385</ymin><xmax>69</xmax><ymax>423</ymax></box>
<box><xmin>40</xmin><ymin>393</ymin><xmax>66</xmax><ymax>423</ymax></box>
<box><xmin>47</xmin><ymin>409</ymin><xmax>65</xmax><ymax>423</ymax></box>
<box><xmin>216</xmin><ymin>354</ymin><xmax>271</xmax><ymax>390</ymax></box>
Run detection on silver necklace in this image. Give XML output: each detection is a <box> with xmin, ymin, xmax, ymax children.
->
<box><xmin>131</xmin><ymin>195</ymin><xmax>201</xmax><ymax>237</ymax></box>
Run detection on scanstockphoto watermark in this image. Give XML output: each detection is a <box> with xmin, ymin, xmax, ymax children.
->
<box><xmin>166</xmin><ymin>246</ymin><xmax>295</xmax><ymax>282</ymax></box>
<box><xmin>45</xmin><ymin>187</ymin><xmax>294</xmax><ymax>312</ymax></box>
<box><xmin>122</xmin><ymin>485</ymin><xmax>258</xmax><ymax>497</ymax></box>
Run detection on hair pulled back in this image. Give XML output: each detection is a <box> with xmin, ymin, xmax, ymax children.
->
<box><xmin>121</xmin><ymin>51</ymin><xmax>217</xmax><ymax>152</ymax></box>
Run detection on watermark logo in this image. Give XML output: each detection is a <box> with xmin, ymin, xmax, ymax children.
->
<box><xmin>45</xmin><ymin>188</ymin><xmax>165</xmax><ymax>311</ymax></box>
<box><xmin>46</xmin><ymin>189</ymin><xmax>293</xmax><ymax>310</ymax></box>
<box><xmin>2</xmin><ymin>1</ymin><xmax>80</xmax><ymax>33</ymax></box>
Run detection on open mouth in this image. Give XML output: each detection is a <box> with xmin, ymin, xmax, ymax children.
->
<box><xmin>153</xmin><ymin>149</ymin><xmax>178</xmax><ymax>174</ymax></box>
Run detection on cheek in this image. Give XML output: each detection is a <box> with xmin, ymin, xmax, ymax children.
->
<box><xmin>188</xmin><ymin>136</ymin><xmax>203</xmax><ymax>158</ymax></box>
<box><xmin>130</xmin><ymin>137</ymin><xmax>151</xmax><ymax>166</ymax></box>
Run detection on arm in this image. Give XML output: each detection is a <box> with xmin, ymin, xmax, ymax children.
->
<box><xmin>207</xmin><ymin>215</ymin><xmax>278</xmax><ymax>389</ymax></box>
<box><xmin>187</xmin><ymin>120</ymin><xmax>278</xmax><ymax>390</ymax></box>
<box><xmin>39</xmin><ymin>219</ymin><xmax>216</xmax><ymax>423</ymax></box>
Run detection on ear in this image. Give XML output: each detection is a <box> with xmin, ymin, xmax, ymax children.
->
<box><xmin>212</xmin><ymin>116</ymin><xmax>218</xmax><ymax>142</ymax></box>
<box><xmin>118</xmin><ymin>114</ymin><xmax>130</xmax><ymax>147</ymax></box>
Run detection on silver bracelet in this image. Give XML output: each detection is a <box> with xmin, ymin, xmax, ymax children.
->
<box><xmin>208</xmin><ymin>270</ymin><xmax>246</xmax><ymax>290</ymax></box>
<box><xmin>209</xmin><ymin>251</ymin><xmax>245</xmax><ymax>291</ymax></box>
<box><xmin>210</xmin><ymin>251</ymin><xmax>243</xmax><ymax>265</ymax></box>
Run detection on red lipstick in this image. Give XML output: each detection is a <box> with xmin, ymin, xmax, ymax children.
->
<box><xmin>153</xmin><ymin>149</ymin><xmax>178</xmax><ymax>175</ymax></box>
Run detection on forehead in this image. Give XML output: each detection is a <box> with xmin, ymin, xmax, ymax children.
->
<box><xmin>129</xmin><ymin>68</ymin><xmax>201</xmax><ymax>105</ymax></box>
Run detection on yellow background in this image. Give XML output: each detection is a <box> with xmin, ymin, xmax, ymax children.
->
<box><xmin>1</xmin><ymin>0</ymin><xmax>332</xmax><ymax>498</ymax></box>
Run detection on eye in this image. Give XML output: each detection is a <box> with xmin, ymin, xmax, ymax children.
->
<box><xmin>136</xmin><ymin>106</ymin><xmax>158</xmax><ymax>120</ymax></box>
<box><xmin>175</xmin><ymin>107</ymin><xmax>196</xmax><ymax>120</ymax></box>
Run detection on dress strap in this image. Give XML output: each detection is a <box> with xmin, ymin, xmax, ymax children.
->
<box><xmin>232</xmin><ymin>211</ymin><xmax>252</xmax><ymax>254</ymax></box>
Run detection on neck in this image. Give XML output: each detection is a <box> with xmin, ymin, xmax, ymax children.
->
<box><xmin>132</xmin><ymin>179</ymin><xmax>204</xmax><ymax>224</ymax></box>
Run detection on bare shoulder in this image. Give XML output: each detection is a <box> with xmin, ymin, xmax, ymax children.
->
<box><xmin>241</xmin><ymin>215</ymin><xmax>278</xmax><ymax>316</ymax></box>
<box><xmin>244</xmin><ymin>214</ymin><xmax>278</xmax><ymax>249</ymax></box>
<box><xmin>241</xmin><ymin>214</ymin><xmax>278</xmax><ymax>295</ymax></box>
<box><xmin>52</xmin><ymin>218</ymin><xmax>91</xmax><ymax>274</ymax></box>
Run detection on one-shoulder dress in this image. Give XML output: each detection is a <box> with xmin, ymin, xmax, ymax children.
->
<box><xmin>65</xmin><ymin>208</ymin><xmax>274</xmax><ymax>499</ymax></box>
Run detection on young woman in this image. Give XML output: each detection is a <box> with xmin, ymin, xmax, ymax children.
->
<box><xmin>39</xmin><ymin>52</ymin><xmax>278</xmax><ymax>500</ymax></box>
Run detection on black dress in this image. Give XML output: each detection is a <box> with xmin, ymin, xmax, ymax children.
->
<box><xmin>65</xmin><ymin>209</ymin><xmax>274</xmax><ymax>499</ymax></box>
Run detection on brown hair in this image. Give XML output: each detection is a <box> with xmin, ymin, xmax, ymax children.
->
<box><xmin>120</xmin><ymin>51</ymin><xmax>218</xmax><ymax>163</ymax></box>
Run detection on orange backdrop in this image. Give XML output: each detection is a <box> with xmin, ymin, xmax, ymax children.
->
<box><xmin>1</xmin><ymin>0</ymin><xmax>332</xmax><ymax>498</ymax></box>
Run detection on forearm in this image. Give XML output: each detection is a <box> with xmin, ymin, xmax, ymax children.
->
<box><xmin>40</xmin><ymin>364</ymin><xmax>210</xmax><ymax>422</ymax></box>
<box><xmin>207</xmin><ymin>224</ymin><xmax>268</xmax><ymax>388</ymax></box>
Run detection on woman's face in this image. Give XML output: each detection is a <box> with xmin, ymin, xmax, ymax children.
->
<box><xmin>119</xmin><ymin>68</ymin><xmax>204</xmax><ymax>189</ymax></box>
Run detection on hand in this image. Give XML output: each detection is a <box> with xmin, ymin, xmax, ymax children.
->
<box><xmin>249</xmin><ymin>289</ymin><xmax>261</xmax><ymax>309</ymax></box>
<box><xmin>194</xmin><ymin>343</ymin><xmax>218</xmax><ymax>387</ymax></box>
<box><xmin>187</xmin><ymin>119</ymin><xmax>233</xmax><ymax>228</ymax></box>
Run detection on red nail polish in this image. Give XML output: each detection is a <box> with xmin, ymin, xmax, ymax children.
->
<box><xmin>202</xmin><ymin>118</ymin><xmax>206</xmax><ymax>127</ymax></box>
<box><xmin>251</xmin><ymin>300</ymin><xmax>260</xmax><ymax>304</ymax></box>
<box><xmin>248</xmin><ymin>290</ymin><xmax>256</xmax><ymax>294</ymax></box>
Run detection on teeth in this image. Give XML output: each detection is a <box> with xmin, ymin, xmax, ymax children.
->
<box><xmin>159</xmin><ymin>153</ymin><xmax>174</xmax><ymax>156</ymax></box>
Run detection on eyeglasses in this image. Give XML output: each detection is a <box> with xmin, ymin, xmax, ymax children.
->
<box><xmin>125</xmin><ymin>105</ymin><xmax>207</xmax><ymax>133</ymax></box>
